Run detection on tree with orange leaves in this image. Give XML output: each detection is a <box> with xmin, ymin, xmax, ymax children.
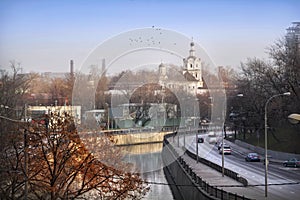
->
<box><xmin>1</xmin><ymin>111</ymin><xmax>148</xmax><ymax>199</ymax></box>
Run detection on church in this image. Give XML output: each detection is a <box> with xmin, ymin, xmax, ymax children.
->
<box><xmin>158</xmin><ymin>42</ymin><xmax>204</xmax><ymax>95</ymax></box>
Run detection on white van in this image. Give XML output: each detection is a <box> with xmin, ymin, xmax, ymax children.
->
<box><xmin>207</xmin><ymin>131</ymin><xmax>217</xmax><ymax>144</ymax></box>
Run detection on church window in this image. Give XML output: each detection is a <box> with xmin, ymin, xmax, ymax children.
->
<box><xmin>190</xmin><ymin>64</ymin><xmax>192</xmax><ymax>68</ymax></box>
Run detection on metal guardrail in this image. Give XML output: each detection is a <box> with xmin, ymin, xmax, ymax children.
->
<box><xmin>184</xmin><ymin>149</ymin><xmax>248</xmax><ymax>187</ymax></box>
<box><xmin>163</xmin><ymin>132</ymin><xmax>252</xmax><ymax>200</ymax></box>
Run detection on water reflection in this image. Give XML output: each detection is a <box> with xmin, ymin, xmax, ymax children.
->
<box><xmin>122</xmin><ymin>143</ymin><xmax>174</xmax><ymax>199</ymax></box>
<box><xmin>142</xmin><ymin>169</ymin><xmax>174</xmax><ymax>200</ymax></box>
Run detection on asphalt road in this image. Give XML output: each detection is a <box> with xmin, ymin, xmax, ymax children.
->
<box><xmin>181</xmin><ymin>134</ymin><xmax>300</xmax><ymax>200</ymax></box>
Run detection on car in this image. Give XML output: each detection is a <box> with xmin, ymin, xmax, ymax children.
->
<box><xmin>208</xmin><ymin>131</ymin><xmax>216</xmax><ymax>137</ymax></box>
<box><xmin>219</xmin><ymin>145</ymin><xmax>231</xmax><ymax>154</ymax></box>
<box><xmin>283</xmin><ymin>158</ymin><xmax>300</xmax><ymax>167</ymax></box>
<box><xmin>245</xmin><ymin>153</ymin><xmax>260</xmax><ymax>162</ymax></box>
<box><xmin>197</xmin><ymin>137</ymin><xmax>204</xmax><ymax>143</ymax></box>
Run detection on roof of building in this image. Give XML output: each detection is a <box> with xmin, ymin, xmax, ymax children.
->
<box><xmin>183</xmin><ymin>71</ymin><xmax>198</xmax><ymax>82</ymax></box>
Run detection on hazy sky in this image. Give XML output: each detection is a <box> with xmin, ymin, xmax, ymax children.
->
<box><xmin>0</xmin><ymin>0</ymin><xmax>299</xmax><ymax>73</ymax></box>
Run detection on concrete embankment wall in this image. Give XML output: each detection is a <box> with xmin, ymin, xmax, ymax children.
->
<box><xmin>162</xmin><ymin>139</ymin><xmax>215</xmax><ymax>200</ymax></box>
<box><xmin>162</xmin><ymin>134</ymin><xmax>251</xmax><ymax>200</ymax></box>
<box><xmin>235</xmin><ymin>140</ymin><xmax>300</xmax><ymax>160</ymax></box>
<box><xmin>111</xmin><ymin>131</ymin><xmax>172</xmax><ymax>145</ymax></box>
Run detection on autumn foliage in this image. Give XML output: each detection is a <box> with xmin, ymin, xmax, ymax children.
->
<box><xmin>0</xmin><ymin>112</ymin><xmax>148</xmax><ymax>199</ymax></box>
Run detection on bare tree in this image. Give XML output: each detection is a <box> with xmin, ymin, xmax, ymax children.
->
<box><xmin>232</xmin><ymin>31</ymin><xmax>300</xmax><ymax>142</ymax></box>
<box><xmin>0</xmin><ymin>62</ymin><xmax>37</xmax><ymax>154</ymax></box>
<box><xmin>0</xmin><ymin>61</ymin><xmax>37</xmax><ymax>118</ymax></box>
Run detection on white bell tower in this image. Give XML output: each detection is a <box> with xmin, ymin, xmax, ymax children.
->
<box><xmin>183</xmin><ymin>42</ymin><xmax>203</xmax><ymax>86</ymax></box>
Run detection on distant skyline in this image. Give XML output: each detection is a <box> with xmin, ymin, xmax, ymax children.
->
<box><xmin>0</xmin><ymin>0</ymin><xmax>299</xmax><ymax>73</ymax></box>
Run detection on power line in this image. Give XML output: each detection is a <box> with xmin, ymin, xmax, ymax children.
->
<box><xmin>142</xmin><ymin>180</ymin><xmax>300</xmax><ymax>188</ymax></box>
<box><xmin>143</xmin><ymin>180</ymin><xmax>195</xmax><ymax>187</ymax></box>
<box><xmin>0</xmin><ymin>115</ymin><xmax>27</xmax><ymax>123</ymax></box>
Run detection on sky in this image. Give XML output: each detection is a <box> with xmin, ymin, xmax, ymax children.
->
<box><xmin>0</xmin><ymin>0</ymin><xmax>299</xmax><ymax>73</ymax></box>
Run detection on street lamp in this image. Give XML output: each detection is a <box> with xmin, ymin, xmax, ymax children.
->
<box><xmin>221</xmin><ymin>93</ymin><xmax>244</xmax><ymax>177</ymax></box>
<box><xmin>288</xmin><ymin>113</ymin><xmax>300</xmax><ymax>124</ymax></box>
<box><xmin>182</xmin><ymin>97</ymin><xmax>191</xmax><ymax>148</ymax></box>
<box><xmin>222</xmin><ymin>100</ymin><xmax>226</xmax><ymax>177</ymax></box>
<box><xmin>264</xmin><ymin>92</ymin><xmax>290</xmax><ymax>197</ymax></box>
<box><xmin>105</xmin><ymin>103</ymin><xmax>110</xmax><ymax>130</ymax></box>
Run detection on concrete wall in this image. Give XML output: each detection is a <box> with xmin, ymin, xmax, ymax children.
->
<box><xmin>162</xmin><ymin>135</ymin><xmax>250</xmax><ymax>200</ymax></box>
<box><xmin>111</xmin><ymin>131</ymin><xmax>172</xmax><ymax>145</ymax></box>
<box><xmin>162</xmin><ymin>141</ymin><xmax>215</xmax><ymax>200</ymax></box>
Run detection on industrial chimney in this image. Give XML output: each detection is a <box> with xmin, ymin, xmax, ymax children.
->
<box><xmin>70</xmin><ymin>60</ymin><xmax>74</xmax><ymax>76</ymax></box>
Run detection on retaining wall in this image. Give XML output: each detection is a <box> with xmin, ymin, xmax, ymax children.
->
<box><xmin>162</xmin><ymin>133</ymin><xmax>251</xmax><ymax>200</ymax></box>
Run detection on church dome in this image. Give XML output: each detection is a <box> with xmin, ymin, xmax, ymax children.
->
<box><xmin>159</xmin><ymin>63</ymin><xmax>165</xmax><ymax>68</ymax></box>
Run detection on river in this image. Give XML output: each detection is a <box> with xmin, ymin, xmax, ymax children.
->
<box><xmin>121</xmin><ymin>143</ymin><xmax>175</xmax><ymax>200</ymax></box>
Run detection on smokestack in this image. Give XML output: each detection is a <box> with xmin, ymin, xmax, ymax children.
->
<box><xmin>70</xmin><ymin>60</ymin><xmax>74</xmax><ymax>76</ymax></box>
<box><xmin>101</xmin><ymin>58</ymin><xmax>106</xmax><ymax>76</ymax></box>
<box><xmin>102</xmin><ymin>58</ymin><xmax>106</xmax><ymax>75</ymax></box>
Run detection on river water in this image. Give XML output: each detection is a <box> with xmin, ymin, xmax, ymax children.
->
<box><xmin>142</xmin><ymin>168</ymin><xmax>174</xmax><ymax>200</ymax></box>
<box><xmin>121</xmin><ymin>143</ymin><xmax>175</xmax><ymax>200</ymax></box>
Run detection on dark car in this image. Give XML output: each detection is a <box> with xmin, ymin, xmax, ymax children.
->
<box><xmin>283</xmin><ymin>158</ymin><xmax>300</xmax><ymax>167</ymax></box>
<box><xmin>197</xmin><ymin>137</ymin><xmax>204</xmax><ymax>143</ymax></box>
<box><xmin>245</xmin><ymin>153</ymin><xmax>260</xmax><ymax>162</ymax></box>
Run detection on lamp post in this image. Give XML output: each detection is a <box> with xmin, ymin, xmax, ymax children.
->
<box><xmin>264</xmin><ymin>92</ymin><xmax>290</xmax><ymax>198</ymax></box>
<box><xmin>288</xmin><ymin>113</ymin><xmax>300</xmax><ymax>124</ymax></box>
<box><xmin>105</xmin><ymin>103</ymin><xmax>110</xmax><ymax>130</ymax></box>
<box><xmin>195</xmin><ymin>98</ymin><xmax>200</xmax><ymax>163</ymax></box>
<box><xmin>221</xmin><ymin>93</ymin><xmax>243</xmax><ymax>177</ymax></box>
<box><xmin>221</xmin><ymin>128</ymin><xmax>225</xmax><ymax>177</ymax></box>
<box><xmin>208</xmin><ymin>96</ymin><xmax>213</xmax><ymax>123</ymax></box>
<box><xmin>222</xmin><ymin>100</ymin><xmax>225</xmax><ymax>177</ymax></box>
<box><xmin>196</xmin><ymin>132</ymin><xmax>199</xmax><ymax>163</ymax></box>
<box><xmin>183</xmin><ymin>97</ymin><xmax>190</xmax><ymax>148</ymax></box>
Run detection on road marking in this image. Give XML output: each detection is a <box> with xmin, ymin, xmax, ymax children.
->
<box><xmin>280</xmin><ymin>167</ymin><xmax>300</xmax><ymax>171</ymax></box>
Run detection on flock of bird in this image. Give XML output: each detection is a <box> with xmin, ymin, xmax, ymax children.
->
<box><xmin>127</xmin><ymin>27</ymin><xmax>177</xmax><ymax>47</ymax></box>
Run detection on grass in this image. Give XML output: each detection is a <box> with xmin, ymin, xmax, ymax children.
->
<box><xmin>231</xmin><ymin>124</ymin><xmax>300</xmax><ymax>154</ymax></box>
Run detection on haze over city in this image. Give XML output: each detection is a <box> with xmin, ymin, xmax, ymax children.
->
<box><xmin>1</xmin><ymin>1</ymin><xmax>300</xmax><ymax>200</ymax></box>
<box><xmin>0</xmin><ymin>0</ymin><xmax>299</xmax><ymax>73</ymax></box>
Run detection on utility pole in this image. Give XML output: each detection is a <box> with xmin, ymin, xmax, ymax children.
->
<box><xmin>196</xmin><ymin>132</ymin><xmax>199</xmax><ymax>163</ymax></box>
<box><xmin>24</xmin><ymin>103</ymin><xmax>28</xmax><ymax>199</ymax></box>
<box><xmin>264</xmin><ymin>92</ymin><xmax>290</xmax><ymax>198</ymax></box>
<box><xmin>221</xmin><ymin>101</ymin><xmax>225</xmax><ymax>177</ymax></box>
<box><xmin>222</xmin><ymin>128</ymin><xmax>224</xmax><ymax>177</ymax></box>
<box><xmin>106</xmin><ymin>103</ymin><xmax>110</xmax><ymax>130</ymax></box>
<box><xmin>24</xmin><ymin>129</ymin><xmax>28</xmax><ymax>200</ymax></box>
